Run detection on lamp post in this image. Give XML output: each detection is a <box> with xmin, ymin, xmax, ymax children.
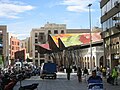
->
<box><xmin>88</xmin><ymin>4</ymin><xmax>92</xmax><ymax>70</ymax></box>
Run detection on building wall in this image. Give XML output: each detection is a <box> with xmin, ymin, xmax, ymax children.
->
<box><xmin>79</xmin><ymin>46</ymin><xmax>104</xmax><ymax>69</ymax></box>
<box><xmin>30</xmin><ymin>22</ymin><xmax>102</xmax><ymax>66</ymax></box>
<box><xmin>30</xmin><ymin>22</ymin><xmax>66</xmax><ymax>66</ymax></box>
<box><xmin>21</xmin><ymin>37</ymin><xmax>30</xmax><ymax>53</ymax></box>
<box><xmin>10</xmin><ymin>37</ymin><xmax>20</xmax><ymax>60</ymax></box>
<box><xmin>0</xmin><ymin>25</ymin><xmax>8</xmax><ymax>68</ymax></box>
<box><xmin>100</xmin><ymin>0</ymin><xmax>120</xmax><ymax>69</ymax></box>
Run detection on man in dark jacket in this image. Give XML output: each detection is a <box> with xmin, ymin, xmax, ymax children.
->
<box><xmin>66</xmin><ymin>66</ymin><xmax>72</xmax><ymax>80</ymax></box>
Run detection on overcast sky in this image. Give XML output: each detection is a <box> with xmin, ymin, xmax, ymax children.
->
<box><xmin>0</xmin><ymin>0</ymin><xmax>101</xmax><ymax>40</ymax></box>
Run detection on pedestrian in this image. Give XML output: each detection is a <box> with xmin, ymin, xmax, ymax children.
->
<box><xmin>66</xmin><ymin>66</ymin><xmax>72</xmax><ymax>80</ymax></box>
<box><xmin>96</xmin><ymin>67</ymin><xmax>102</xmax><ymax>78</ymax></box>
<box><xmin>0</xmin><ymin>68</ymin><xmax>5</xmax><ymax>90</ymax></box>
<box><xmin>87</xmin><ymin>70</ymin><xmax>103</xmax><ymax>90</ymax></box>
<box><xmin>111</xmin><ymin>67</ymin><xmax>118</xmax><ymax>85</ymax></box>
<box><xmin>83</xmin><ymin>67</ymin><xmax>89</xmax><ymax>82</ymax></box>
<box><xmin>102</xmin><ymin>67</ymin><xmax>106</xmax><ymax>78</ymax></box>
<box><xmin>77</xmin><ymin>67</ymin><xmax>82</xmax><ymax>82</ymax></box>
<box><xmin>88</xmin><ymin>70</ymin><xmax>102</xmax><ymax>82</ymax></box>
<box><xmin>106</xmin><ymin>66</ymin><xmax>110</xmax><ymax>78</ymax></box>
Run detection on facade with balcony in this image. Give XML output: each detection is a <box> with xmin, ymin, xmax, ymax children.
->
<box><xmin>100</xmin><ymin>0</ymin><xmax>120</xmax><ymax>68</ymax></box>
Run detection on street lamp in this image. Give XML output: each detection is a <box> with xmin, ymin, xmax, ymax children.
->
<box><xmin>88</xmin><ymin>4</ymin><xmax>92</xmax><ymax>70</ymax></box>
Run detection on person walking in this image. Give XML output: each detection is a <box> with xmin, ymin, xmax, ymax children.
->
<box><xmin>111</xmin><ymin>67</ymin><xmax>118</xmax><ymax>85</ymax></box>
<box><xmin>102</xmin><ymin>67</ymin><xmax>106</xmax><ymax>78</ymax></box>
<box><xmin>83</xmin><ymin>67</ymin><xmax>89</xmax><ymax>82</ymax></box>
<box><xmin>77</xmin><ymin>67</ymin><xmax>82</xmax><ymax>82</ymax></box>
<box><xmin>66</xmin><ymin>66</ymin><xmax>72</xmax><ymax>80</ymax></box>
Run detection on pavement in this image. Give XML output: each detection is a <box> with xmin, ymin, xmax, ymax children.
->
<box><xmin>13</xmin><ymin>72</ymin><xmax>120</xmax><ymax>90</ymax></box>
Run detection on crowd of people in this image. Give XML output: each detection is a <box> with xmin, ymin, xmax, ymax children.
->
<box><xmin>76</xmin><ymin>66</ymin><xmax>119</xmax><ymax>85</ymax></box>
<box><xmin>65</xmin><ymin>65</ymin><xmax>119</xmax><ymax>86</ymax></box>
<box><xmin>0</xmin><ymin>64</ymin><xmax>40</xmax><ymax>90</ymax></box>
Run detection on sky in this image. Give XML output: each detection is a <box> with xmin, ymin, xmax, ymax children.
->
<box><xmin>0</xmin><ymin>0</ymin><xmax>101</xmax><ymax>40</ymax></box>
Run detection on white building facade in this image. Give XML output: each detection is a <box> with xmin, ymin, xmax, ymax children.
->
<box><xmin>80</xmin><ymin>46</ymin><xmax>104</xmax><ymax>70</ymax></box>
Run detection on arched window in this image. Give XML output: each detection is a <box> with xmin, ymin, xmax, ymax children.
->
<box><xmin>93</xmin><ymin>56</ymin><xmax>95</xmax><ymax>67</ymax></box>
<box><xmin>61</xmin><ymin>30</ymin><xmax>64</xmax><ymax>34</ymax></box>
<box><xmin>87</xmin><ymin>57</ymin><xmax>89</xmax><ymax>69</ymax></box>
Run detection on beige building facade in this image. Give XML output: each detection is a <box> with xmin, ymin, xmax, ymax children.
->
<box><xmin>30</xmin><ymin>22</ymin><xmax>92</xmax><ymax>66</ymax></box>
<box><xmin>30</xmin><ymin>22</ymin><xmax>66</xmax><ymax>66</ymax></box>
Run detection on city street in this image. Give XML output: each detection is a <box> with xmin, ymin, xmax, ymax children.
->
<box><xmin>13</xmin><ymin>72</ymin><xmax>120</xmax><ymax>90</ymax></box>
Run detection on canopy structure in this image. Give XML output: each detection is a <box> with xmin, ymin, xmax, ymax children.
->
<box><xmin>58</xmin><ymin>38</ymin><xmax>65</xmax><ymax>50</ymax></box>
<box><xmin>51</xmin><ymin>33</ymin><xmax>102</xmax><ymax>47</ymax></box>
<box><xmin>36</xmin><ymin>33</ymin><xmax>103</xmax><ymax>54</ymax></box>
<box><xmin>48</xmin><ymin>35</ymin><xmax>60</xmax><ymax>51</ymax></box>
<box><xmin>35</xmin><ymin>44</ymin><xmax>52</xmax><ymax>54</ymax></box>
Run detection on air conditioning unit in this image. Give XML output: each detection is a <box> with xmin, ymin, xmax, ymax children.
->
<box><xmin>114</xmin><ymin>1</ymin><xmax>119</xmax><ymax>8</ymax></box>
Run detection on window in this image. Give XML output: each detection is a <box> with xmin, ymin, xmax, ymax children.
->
<box><xmin>61</xmin><ymin>30</ymin><xmax>64</xmax><ymax>34</ymax></box>
<box><xmin>12</xmin><ymin>52</ymin><xmax>14</xmax><ymax>55</ymax></box>
<box><xmin>12</xmin><ymin>41</ymin><xmax>14</xmax><ymax>45</ymax></box>
<box><xmin>40</xmin><ymin>54</ymin><xmax>44</xmax><ymax>58</ymax></box>
<box><xmin>48</xmin><ymin>30</ymin><xmax>51</xmax><ymax>34</ymax></box>
<box><xmin>35</xmin><ymin>46</ymin><xmax>37</xmax><ymax>50</ymax></box>
<box><xmin>12</xmin><ymin>46</ymin><xmax>14</xmax><ymax>50</ymax></box>
<box><xmin>35</xmin><ymin>39</ymin><xmax>38</xmax><ymax>43</ymax></box>
<box><xmin>35</xmin><ymin>33</ymin><xmax>37</xmax><ymax>37</ymax></box>
<box><xmin>40</xmin><ymin>36</ymin><xmax>43</xmax><ymax>40</ymax></box>
<box><xmin>18</xmin><ymin>42</ymin><xmax>19</xmax><ymax>45</ymax></box>
<box><xmin>35</xmin><ymin>59</ymin><xmax>38</xmax><ymax>66</ymax></box>
<box><xmin>39</xmin><ymin>33</ymin><xmax>44</xmax><ymax>40</ymax></box>
<box><xmin>35</xmin><ymin>52</ymin><xmax>38</xmax><ymax>58</ymax></box>
<box><xmin>54</xmin><ymin>30</ymin><xmax>58</xmax><ymax>34</ymax></box>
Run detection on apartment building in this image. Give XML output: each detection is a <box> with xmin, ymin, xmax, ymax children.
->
<box><xmin>7</xmin><ymin>33</ymin><xmax>20</xmax><ymax>65</ymax></box>
<box><xmin>0</xmin><ymin>25</ymin><xmax>8</xmax><ymax>68</ymax></box>
<box><xmin>30</xmin><ymin>22</ymin><xmax>66</xmax><ymax>66</ymax></box>
<box><xmin>100</xmin><ymin>0</ymin><xmax>120</xmax><ymax>68</ymax></box>
<box><xmin>21</xmin><ymin>37</ymin><xmax>30</xmax><ymax>53</ymax></box>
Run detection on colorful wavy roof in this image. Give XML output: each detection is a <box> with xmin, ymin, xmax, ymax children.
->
<box><xmin>36</xmin><ymin>44</ymin><xmax>51</xmax><ymax>50</ymax></box>
<box><xmin>51</xmin><ymin>33</ymin><xmax>102</xmax><ymax>47</ymax></box>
